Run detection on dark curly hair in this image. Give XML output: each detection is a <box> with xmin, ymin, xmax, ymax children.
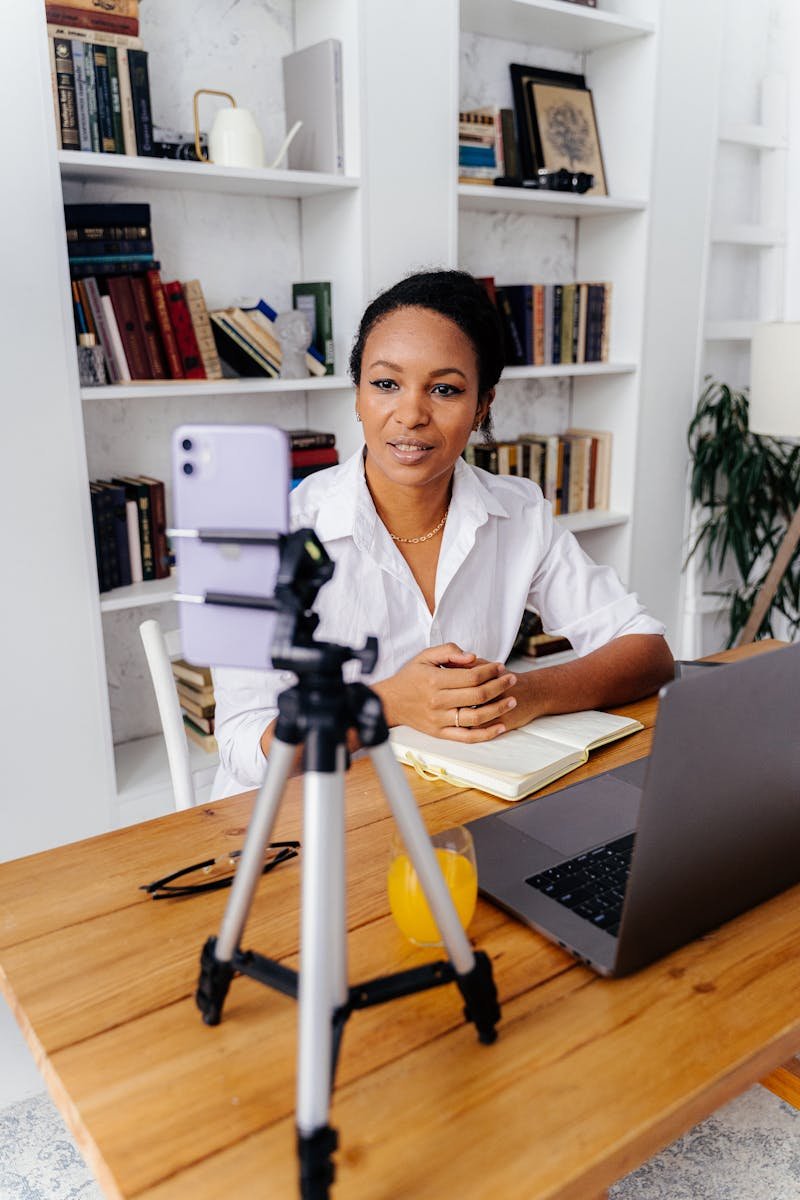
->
<box><xmin>348</xmin><ymin>269</ymin><xmax>504</xmax><ymax>439</ymax></box>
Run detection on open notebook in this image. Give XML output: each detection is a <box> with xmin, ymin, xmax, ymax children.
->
<box><xmin>390</xmin><ymin>709</ymin><xmax>643</xmax><ymax>802</ymax></box>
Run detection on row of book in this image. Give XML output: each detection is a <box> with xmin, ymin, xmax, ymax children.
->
<box><xmin>480</xmin><ymin>277</ymin><xmax>612</xmax><ymax>367</ymax></box>
<box><xmin>513</xmin><ymin>610</ymin><xmax>573</xmax><ymax>662</ymax></box>
<box><xmin>171</xmin><ymin>659</ymin><xmax>217</xmax><ymax>754</ymax></box>
<box><xmin>289</xmin><ymin>430</ymin><xmax>339</xmax><ymax>490</ymax></box>
<box><xmin>69</xmin><ymin>203</ymin><xmax>335</xmax><ymax>382</ymax></box>
<box><xmin>464</xmin><ymin>428</ymin><xmax>612</xmax><ymax>516</ymax></box>
<box><xmin>89</xmin><ymin>474</ymin><xmax>169</xmax><ymax>593</ymax></box>
<box><xmin>48</xmin><ymin>1</ymin><xmax>155</xmax><ymax>156</ymax></box>
<box><xmin>458</xmin><ymin>107</ymin><xmax>520</xmax><ymax>186</ymax></box>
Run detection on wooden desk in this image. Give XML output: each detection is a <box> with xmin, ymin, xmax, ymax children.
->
<box><xmin>2</xmin><ymin>640</ymin><xmax>799</xmax><ymax>1200</ymax></box>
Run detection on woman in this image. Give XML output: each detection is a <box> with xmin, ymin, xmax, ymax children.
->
<box><xmin>211</xmin><ymin>270</ymin><xmax>673</xmax><ymax>798</ymax></box>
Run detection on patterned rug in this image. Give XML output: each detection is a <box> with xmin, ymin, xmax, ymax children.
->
<box><xmin>1</xmin><ymin>1084</ymin><xmax>798</xmax><ymax>1198</ymax></box>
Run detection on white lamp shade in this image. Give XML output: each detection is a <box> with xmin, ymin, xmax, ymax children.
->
<box><xmin>749</xmin><ymin>322</ymin><xmax>800</xmax><ymax>438</ymax></box>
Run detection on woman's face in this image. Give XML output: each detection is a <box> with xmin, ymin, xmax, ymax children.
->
<box><xmin>356</xmin><ymin>306</ymin><xmax>492</xmax><ymax>493</ymax></box>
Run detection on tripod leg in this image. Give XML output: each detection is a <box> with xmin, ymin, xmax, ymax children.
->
<box><xmin>296</xmin><ymin>751</ymin><xmax>347</xmax><ymax>1199</ymax></box>
<box><xmin>368</xmin><ymin>742</ymin><xmax>500</xmax><ymax>1043</ymax></box>
<box><xmin>197</xmin><ymin>738</ymin><xmax>297</xmax><ymax>1025</ymax></box>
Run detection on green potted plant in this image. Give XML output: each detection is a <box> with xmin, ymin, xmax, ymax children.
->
<box><xmin>686</xmin><ymin>377</ymin><xmax>800</xmax><ymax>646</ymax></box>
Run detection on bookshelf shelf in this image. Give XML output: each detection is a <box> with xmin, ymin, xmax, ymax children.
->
<box><xmin>115</xmin><ymin>732</ymin><xmax>218</xmax><ymax>817</ymax></box>
<box><xmin>460</xmin><ymin>0</ymin><xmax>654</xmax><ymax>52</ymax></box>
<box><xmin>555</xmin><ymin>510</ymin><xmax>629</xmax><ymax>534</ymax></box>
<box><xmin>99</xmin><ymin>576</ymin><xmax>176</xmax><ymax>614</ymax></box>
<box><xmin>458</xmin><ymin>185</ymin><xmax>647</xmax><ymax>219</ymax></box>
<box><xmin>718</xmin><ymin>123</ymin><xmax>787</xmax><ymax>151</ymax></box>
<box><xmin>704</xmin><ymin>321</ymin><xmax>755</xmax><ymax>342</ymax></box>
<box><xmin>710</xmin><ymin>223</ymin><xmax>785</xmax><ymax>247</ymax></box>
<box><xmin>501</xmin><ymin>363</ymin><xmax>636</xmax><ymax>381</ymax></box>
<box><xmin>82</xmin><ymin>376</ymin><xmax>353</xmax><ymax>402</ymax></box>
<box><xmin>58</xmin><ymin>150</ymin><xmax>360</xmax><ymax>200</ymax></box>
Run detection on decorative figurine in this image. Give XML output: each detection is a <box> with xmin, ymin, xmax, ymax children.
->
<box><xmin>275</xmin><ymin>309</ymin><xmax>312</xmax><ymax>379</ymax></box>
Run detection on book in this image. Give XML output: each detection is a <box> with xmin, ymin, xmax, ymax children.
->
<box><xmin>107</xmin><ymin>275</ymin><xmax>151</xmax><ymax>378</ymax></box>
<box><xmin>287</xmin><ymin>429</ymin><xmax>336</xmax><ymax>450</ymax></box>
<box><xmin>92</xmin><ymin>42</ymin><xmax>116</xmax><ymax>152</ymax></box>
<box><xmin>181</xmin><ymin>709</ymin><xmax>214</xmax><ymax>735</ymax></box>
<box><xmin>53</xmin><ymin>37</ymin><xmax>79</xmax><ymax>150</ymax></box>
<box><xmin>183</xmin><ymin>280</ymin><xmax>223</xmax><ymax>380</ymax></box>
<box><xmin>291</xmin><ymin>282</ymin><xmax>334</xmax><ymax>374</ymax></box>
<box><xmin>95</xmin><ymin>480</ymin><xmax>132</xmax><ymax>586</ymax></box>
<box><xmin>178</xmin><ymin>690</ymin><xmax>215</xmax><ymax>720</ymax></box>
<box><xmin>390</xmin><ymin>709</ymin><xmax>643</xmax><ymax>802</ymax></box>
<box><xmin>146</xmin><ymin>268</ymin><xmax>183</xmax><ymax>378</ymax></box>
<box><xmin>567</xmin><ymin>428</ymin><xmax>612</xmax><ymax>509</ymax></box>
<box><xmin>503</xmin><ymin>285</ymin><xmax>533</xmax><ymax>364</ymax></box>
<box><xmin>89</xmin><ymin>483</ymin><xmax>115</xmax><ymax>591</ymax></box>
<box><xmin>48</xmin><ymin>38</ymin><xmax>61</xmax><ymax>150</ymax></box>
<box><xmin>291</xmin><ymin>447</ymin><xmax>339</xmax><ymax>468</ymax></box>
<box><xmin>176</xmin><ymin>679</ymin><xmax>215</xmax><ymax>707</ymax></box>
<box><xmin>68</xmin><ymin>237</ymin><xmax>153</xmax><ymax>257</ymax></box>
<box><xmin>116</xmin><ymin>48</ymin><xmax>137</xmax><ymax>154</ymax></box>
<box><xmin>182</xmin><ymin>714</ymin><xmax>218</xmax><ymax>754</ymax></box>
<box><xmin>495</xmin><ymin>286</ymin><xmax>525</xmax><ymax>366</ymax></box>
<box><xmin>65</xmin><ymin>201</ymin><xmax>150</xmax><ymax>232</ymax></box>
<box><xmin>46</xmin><ymin>6</ymin><xmax>140</xmax><ymax>37</ymax></box>
<box><xmin>283</xmin><ymin>39</ymin><xmax>344</xmax><ymax>174</ymax></box>
<box><xmin>127</xmin><ymin>48</ymin><xmax>154</xmax><ymax>155</ymax></box>
<box><xmin>172</xmin><ymin>659</ymin><xmax>213</xmax><ymax>689</ymax></box>
<box><xmin>71</xmin><ymin>41</ymin><xmax>91</xmax><ymax>151</ymax></box>
<box><xmin>163</xmin><ymin>281</ymin><xmax>205</xmax><ymax>378</ymax></box>
<box><xmin>209</xmin><ymin>312</ymin><xmax>277</xmax><ymax>378</ymax></box>
<box><xmin>107</xmin><ymin>45</ymin><xmax>125</xmax><ymax>153</ymax></box>
<box><xmin>99</xmin><ymin>293</ymin><xmax>131</xmax><ymax>380</ymax></box>
<box><xmin>214</xmin><ymin>307</ymin><xmax>281</xmax><ymax>375</ymax></box>
<box><xmin>47</xmin><ymin>23</ymin><xmax>144</xmax><ymax>49</ymax></box>
<box><xmin>112</xmin><ymin>476</ymin><xmax>154</xmax><ymax>579</ymax></box>
<box><xmin>125</xmin><ymin>497</ymin><xmax>142</xmax><ymax>582</ymax></box>
<box><xmin>134</xmin><ymin>476</ymin><xmax>170</xmax><ymax>578</ymax></box>
<box><xmin>48</xmin><ymin>0</ymin><xmax>139</xmax><ymax>15</ymax></box>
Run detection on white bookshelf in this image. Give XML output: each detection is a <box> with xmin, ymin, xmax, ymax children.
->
<box><xmin>460</xmin><ymin>0</ymin><xmax>654</xmax><ymax>52</ymax></box>
<box><xmin>81</xmin><ymin>376</ymin><xmax>353</xmax><ymax>402</ymax></box>
<box><xmin>58</xmin><ymin>149</ymin><xmax>360</xmax><ymax>199</ymax></box>
<box><xmin>458</xmin><ymin>185</ymin><xmax>647</xmax><ymax>219</ymax></box>
<box><xmin>501</xmin><ymin>362</ymin><xmax>636</xmax><ymax>380</ymax></box>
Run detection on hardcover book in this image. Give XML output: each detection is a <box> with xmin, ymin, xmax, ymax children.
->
<box><xmin>390</xmin><ymin>710</ymin><xmax>642</xmax><ymax>803</ymax></box>
<box><xmin>163</xmin><ymin>281</ymin><xmax>205</xmax><ymax>378</ymax></box>
<box><xmin>171</xmin><ymin>659</ymin><xmax>212</xmax><ymax>689</ymax></box>
<box><xmin>146</xmin><ymin>268</ymin><xmax>183</xmax><ymax>378</ymax></box>
<box><xmin>112</xmin><ymin>476</ymin><xmax>154</xmax><ymax>580</ymax></box>
<box><xmin>135</xmin><ymin>475</ymin><xmax>170</xmax><ymax>579</ymax></box>
<box><xmin>46</xmin><ymin>6</ymin><xmax>140</xmax><ymax>38</ymax></box>
<box><xmin>183</xmin><ymin>280</ymin><xmax>223</xmax><ymax>380</ymax></box>
<box><xmin>107</xmin><ymin>276</ymin><xmax>151</xmax><ymax>379</ymax></box>
<box><xmin>287</xmin><ymin>429</ymin><xmax>336</xmax><ymax>450</ymax></box>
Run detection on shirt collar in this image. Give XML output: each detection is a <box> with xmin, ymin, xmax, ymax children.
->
<box><xmin>309</xmin><ymin>447</ymin><xmax>509</xmax><ymax>550</ymax></box>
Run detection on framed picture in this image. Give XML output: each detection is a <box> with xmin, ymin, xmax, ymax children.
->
<box><xmin>509</xmin><ymin>63</ymin><xmax>607</xmax><ymax>196</ymax></box>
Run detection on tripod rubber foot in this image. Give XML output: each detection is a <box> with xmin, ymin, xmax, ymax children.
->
<box><xmin>457</xmin><ymin>950</ymin><xmax>501</xmax><ymax>1044</ymax></box>
<box><xmin>196</xmin><ymin>936</ymin><xmax>235</xmax><ymax>1026</ymax></box>
<box><xmin>297</xmin><ymin>1124</ymin><xmax>338</xmax><ymax>1199</ymax></box>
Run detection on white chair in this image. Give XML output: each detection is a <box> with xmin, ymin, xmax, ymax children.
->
<box><xmin>139</xmin><ymin>619</ymin><xmax>196</xmax><ymax>811</ymax></box>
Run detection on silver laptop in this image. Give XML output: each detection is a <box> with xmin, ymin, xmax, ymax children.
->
<box><xmin>466</xmin><ymin>643</ymin><xmax>800</xmax><ymax>977</ymax></box>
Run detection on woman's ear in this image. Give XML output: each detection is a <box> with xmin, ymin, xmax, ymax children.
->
<box><xmin>474</xmin><ymin>388</ymin><xmax>495</xmax><ymax>431</ymax></box>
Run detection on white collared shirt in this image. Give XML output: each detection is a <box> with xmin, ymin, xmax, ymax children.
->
<box><xmin>211</xmin><ymin>450</ymin><xmax>665</xmax><ymax>797</ymax></box>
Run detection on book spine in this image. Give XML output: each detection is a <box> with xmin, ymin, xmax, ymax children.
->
<box><xmin>48</xmin><ymin>0</ymin><xmax>140</xmax><ymax>14</ymax></box>
<box><xmin>107</xmin><ymin>276</ymin><xmax>152</xmax><ymax>379</ymax></box>
<box><xmin>103</xmin><ymin>483</ymin><xmax>132</xmax><ymax>586</ymax></box>
<box><xmin>71</xmin><ymin>41</ymin><xmax>92</xmax><ymax>151</ymax></box>
<box><xmin>53</xmin><ymin>37</ymin><xmax>80</xmax><ymax>150</ymax></box>
<box><xmin>76</xmin><ymin>279</ymin><xmax>96</xmax><ymax>338</ymax></box>
<box><xmin>292</xmin><ymin>282</ymin><xmax>334</xmax><ymax>374</ymax></box>
<box><xmin>551</xmin><ymin>285</ymin><xmax>563</xmax><ymax>365</ymax></box>
<box><xmin>560</xmin><ymin>284</ymin><xmax>575</xmax><ymax>366</ymax></box>
<box><xmin>100</xmin><ymin>485</ymin><xmax>121</xmax><ymax>587</ymax></box>
<box><xmin>146</xmin><ymin>269</ymin><xmax>184</xmax><ymax>378</ymax></box>
<box><xmin>291</xmin><ymin>448</ymin><xmax>339</xmax><ymax>467</ymax></box>
<box><xmin>70</xmin><ymin>259</ymin><xmax>159</xmax><ymax>279</ymax></box>
<box><xmin>500</xmin><ymin>107</ymin><xmax>520</xmax><ymax>179</ymax></box>
<box><xmin>81</xmin><ymin>43</ymin><xmax>101</xmax><ymax>152</ymax></box>
<box><xmin>495</xmin><ymin>287</ymin><xmax>525</xmax><ymax>366</ymax></box>
<box><xmin>48</xmin><ymin>38</ymin><xmax>62</xmax><ymax>149</ymax></box>
<box><xmin>183</xmin><ymin>281</ymin><xmax>223</xmax><ymax>380</ymax></box>
<box><xmin>45</xmin><ymin>6</ymin><xmax>140</xmax><ymax>36</ymax></box>
<box><xmin>64</xmin><ymin>201</ymin><xmax>151</xmax><ymax>227</ymax></box>
<box><xmin>69</xmin><ymin>253</ymin><xmax>154</xmax><ymax>265</ymax></box>
<box><xmin>289</xmin><ymin>431</ymin><xmax>336</xmax><ymax>450</ymax></box>
<box><xmin>47</xmin><ymin>23</ymin><xmax>144</xmax><ymax>49</ymax></box>
<box><xmin>125</xmin><ymin>498</ymin><xmax>143</xmax><ymax>583</ymax></box>
<box><xmin>532</xmin><ymin>284</ymin><xmax>545</xmax><ymax>366</ymax></box>
<box><xmin>143</xmin><ymin>479</ymin><xmax>170</xmax><ymax>579</ymax></box>
<box><xmin>89</xmin><ymin>488</ymin><xmax>111</xmax><ymax>592</ymax></box>
<box><xmin>164</xmin><ymin>281</ymin><xmax>205</xmax><ymax>378</ymax></box>
<box><xmin>136</xmin><ymin>488</ymin><xmax>154</xmax><ymax>581</ymax></box>
<box><xmin>92</xmin><ymin>43</ymin><xmax>116</xmax><ymax>152</ymax></box>
<box><xmin>600</xmin><ymin>283</ymin><xmax>612</xmax><ymax>362</ymax></box>
<box><xmin>81</xmin><ymin>276</ymin><xmax>119</xmax><ymax>382</ymax></box>
<box><xmin>68</xmin><ymin>238</ymin><xmax>153</xmax><ymax>257</ymax></box>
<box><xmin>127</xmin><ymin>48</ymin><xmax>154</xmax><ymax>155</ymax></box>
<box><xmin>107</xmin><ymin>46</ymin><xmax>125</xmax><ymax>153</ymax></box>
<box><xmin>116</xmin><ymin>47</ymin><xmax>137</xmax><ymax>154</ymax></box>
<box><xmin>209</xmin><ymin>313</ymin><xmax>276</xmax><ymax>377</ymax></box>
<box><xmin>129</xmin><ymin>276</ymin><xmax>168</xmax><ymax>379</ymax></box>
<box><xmin>100</xmin><ymin>292</ymin><xmax>132</xmax><ymax>381</ymax></box>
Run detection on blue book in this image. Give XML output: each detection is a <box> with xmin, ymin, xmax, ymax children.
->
<box><xmin>459</xmin><ymin>144</ymin><xmax>496</xmax><ymax>167</ymax></box>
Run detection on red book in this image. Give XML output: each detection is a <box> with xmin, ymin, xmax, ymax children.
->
<box><xmin>106</xmin><ymin>276</ymin><xmax>151</xmax><ymax>379</ymax></box>
<box><xmin>129</xmin><ymin>276</ymin><xmax>168</xmax><ymax>379</ymax></box>
<box><xmin>163</xmin><ymin>281</ymin><xmax>205</xmax><ymax>379</ymax></box>
<box><xmin>45</xmin><ymin>5</ymin><xmax>139</xmax><ymax>35</ymax></box>
<box><xmin>146</xmin><ymin>269</ymin><xmax>183</xmax><ymax>379</ymax></box>
<box><xmin>291</xmin><ymin>448</ymin><xmax>339</xmax><ymax>468</ymax></box>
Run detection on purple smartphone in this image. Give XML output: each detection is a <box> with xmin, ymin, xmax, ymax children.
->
<box><xmin>171</xmin><ymin>424</ymin><xmax>290</xmax><ymax>669</ymax></box>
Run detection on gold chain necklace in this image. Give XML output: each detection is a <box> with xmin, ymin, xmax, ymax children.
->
<box><xmin>388</xmin><ymin>508</ymin><xmax>449</xmax><ymax>544</ymax></box>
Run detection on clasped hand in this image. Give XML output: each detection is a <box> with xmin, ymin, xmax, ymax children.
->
<box><xmin>374</xmin><ymin>643</ymin><xmax>519</xmax><ymax>742</ymax></box>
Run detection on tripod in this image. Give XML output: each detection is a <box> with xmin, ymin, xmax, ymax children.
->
<box><xmin>187</xmin><ymin>531</ymin><xmax>501</xmax><ymax>1199</ymax></box>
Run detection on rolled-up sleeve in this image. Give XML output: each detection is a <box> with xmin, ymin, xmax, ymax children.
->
<box><xmin>212</xmin><ymin>665</ymin><xmax>295</xmax><ymax>793</ymax></box>
<box><xmin>526</xmin><ymin>503</ymin><xmax>665</xmax><ymax>657</ymax></box>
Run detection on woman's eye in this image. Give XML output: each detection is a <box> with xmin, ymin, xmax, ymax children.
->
<box><xmin>432</xmin><ymin>383</ymin><xmax>464</xmax><ymax>397</ymax></box>
<box><xmin>369</xmin><ymin>378</ymin><xmax>397</xmax><ymax>391</ymax></box>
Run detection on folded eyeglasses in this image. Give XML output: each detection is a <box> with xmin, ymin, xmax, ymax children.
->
<box><xmin>140</xmin><ymin>841</ymin><xmax>300</xmax><ymax>899</ymax></box>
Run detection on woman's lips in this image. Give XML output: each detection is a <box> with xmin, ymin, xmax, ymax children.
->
<box><xmin>387</xmin><ymin>440</ymin><xmax>434</xmax><ymax>464</ymax></box>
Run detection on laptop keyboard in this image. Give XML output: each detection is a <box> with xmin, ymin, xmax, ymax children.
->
<box><xmin>525</xmin><ymin>832</ymin><xmax>636</xmax><ymax>938</ymax></box>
